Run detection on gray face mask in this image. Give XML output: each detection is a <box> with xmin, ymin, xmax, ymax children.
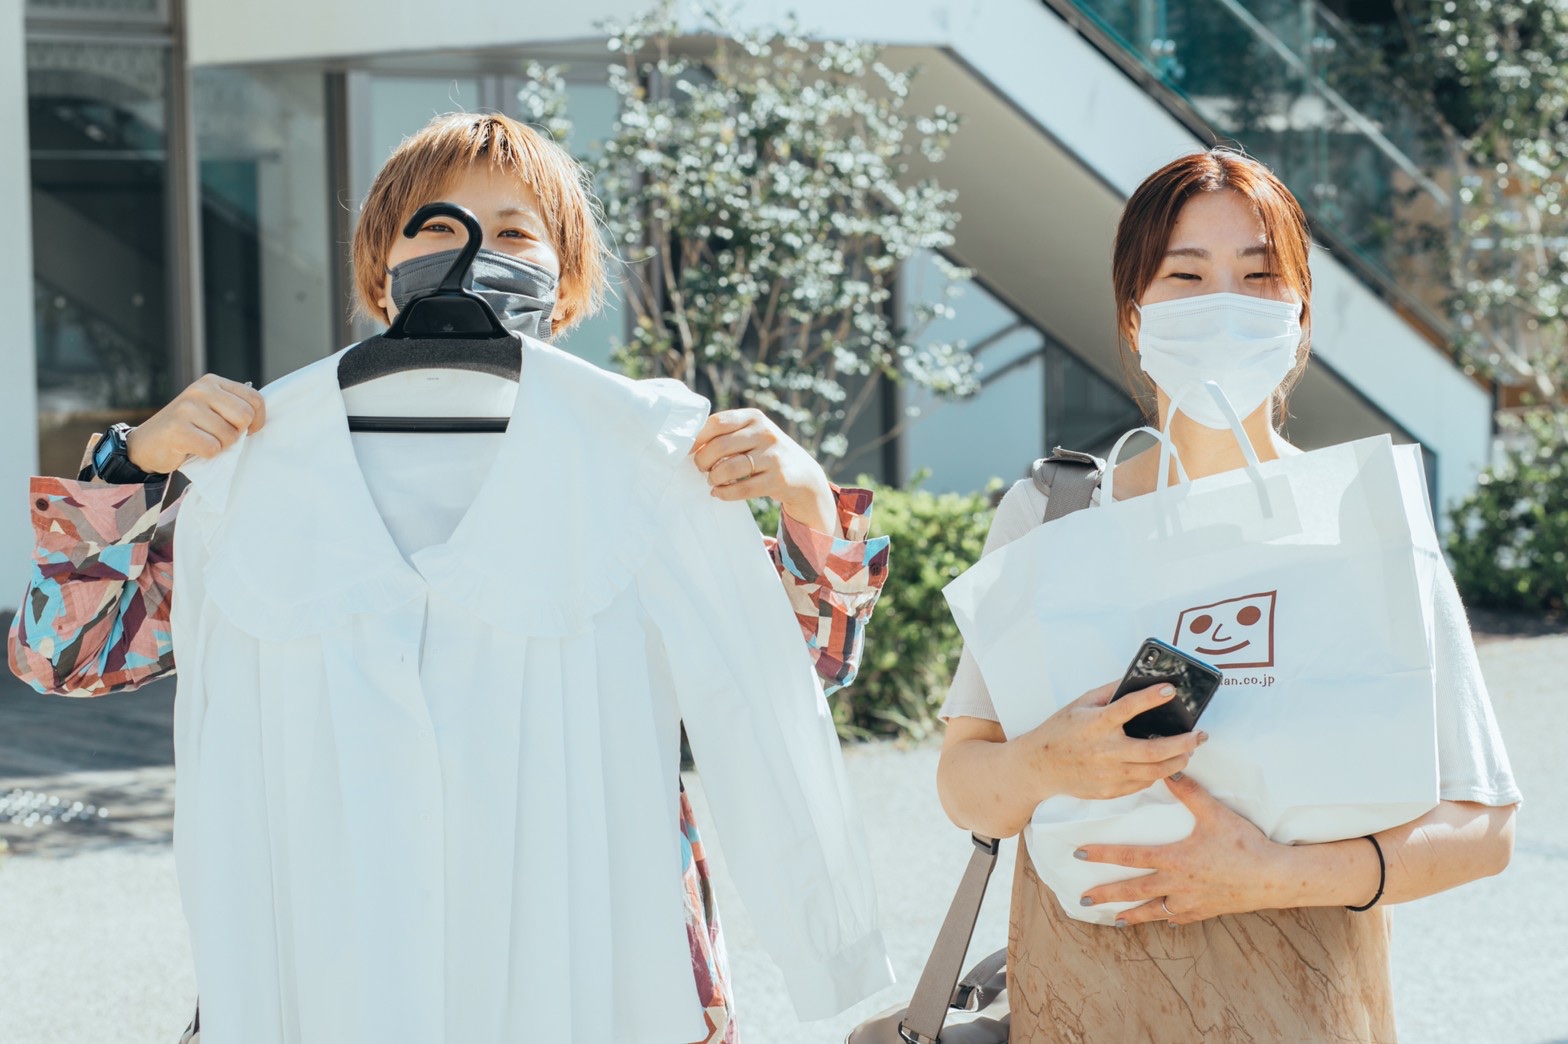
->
<box><xmin>388</xmin><ymin>248</ymin><xmax>557</xmax><ymax>340</ymax></box>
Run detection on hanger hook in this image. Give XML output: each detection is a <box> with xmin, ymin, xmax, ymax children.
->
<box><xmin>401</xmin><ymin>202</ymin><xmax>483</xmax><ymax>294</ymax></box>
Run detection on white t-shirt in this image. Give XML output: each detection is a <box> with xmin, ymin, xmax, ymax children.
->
<box><xmin>940</xmin><ymin>470</ymin><xmax>1522</xmax><ymax>808</ymax></box>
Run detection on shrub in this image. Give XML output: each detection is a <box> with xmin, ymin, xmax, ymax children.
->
<box><xmin>1447</xmin><ymin>412</ymin><xmax>1568</xmax><ymax>615</ymax></box>
<box><xmin>757</xmin><ymin>474</ymin><xmax>997</xmax><ymax>742</ymax></box>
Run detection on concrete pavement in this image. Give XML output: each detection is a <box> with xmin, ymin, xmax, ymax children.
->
<box><xmin>0</xmin><ymin>636</ymin><xmax>1562</xmax><ymax>1043</ymax></box>
<box><xmin>683</xmin><ymin>633</ymin><xmax>1568</xmax><ymax>1044</ymax></box>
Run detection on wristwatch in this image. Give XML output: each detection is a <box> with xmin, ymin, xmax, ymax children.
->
<box><xmin>82</xmin><ymin>422</ymin><xmax>162</xmax><ymax>484</ymax></box>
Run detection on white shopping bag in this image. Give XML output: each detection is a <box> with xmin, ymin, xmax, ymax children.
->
<box><xmin>944</xmin><ymin>390</ymin><xmax>1442</xmax><ymax>926</ymax></box>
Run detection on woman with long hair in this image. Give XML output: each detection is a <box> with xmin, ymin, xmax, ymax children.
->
<box><xmin>936</xmin><ymin>149</ymin><xmax>1519</xmax><ymax>1042</ymax></box>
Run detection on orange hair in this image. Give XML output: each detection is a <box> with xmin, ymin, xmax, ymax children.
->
<box><xmin>1112</xmin><ymin>149</ymin><xmax>1313</xmax><ymax>417</ymax></box>
<box><xmin>351</xmin><ymin>112</ymin><xmax>608</xmax><ymax>332</ymax></box>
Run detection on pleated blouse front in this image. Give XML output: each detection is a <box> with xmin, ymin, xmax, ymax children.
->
<box><xmin>170</xmin><ymin>340</ymin><xmax>892</xmax><ymax>1044</ymax></box>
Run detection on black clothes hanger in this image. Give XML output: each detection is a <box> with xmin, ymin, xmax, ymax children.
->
<box><xmin>338</xmin><ymin>201</ymin><xmax>521</xmax><ymax>434</ymax></box>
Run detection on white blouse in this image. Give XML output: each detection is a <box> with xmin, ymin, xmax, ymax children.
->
<box><xmin>172</xmin><ymin>339</ymin><xmax>893</xmax><ymax>1043</ymax></box>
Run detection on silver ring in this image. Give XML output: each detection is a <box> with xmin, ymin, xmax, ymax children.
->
<box><xmin>1160</xmin><ymin>898</ymin><xmax>1174</xmax><ymax>917</ymax></box>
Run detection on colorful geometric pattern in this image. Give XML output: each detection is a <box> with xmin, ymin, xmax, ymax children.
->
<box><xmin>6</xmin><ymin>465</ymin><xmax>887</xmax><ymax>1044</ymax></box>
<box><xmin>770</xmin><ymin>486</ymin><xmax>889</xmax><ymax>694</ymax></box>
<box><xmin>680</xmin><ymin>785</ymin><xmax>739</xmax><ymax>1043</ymax></box>
<box><xmin>7</xmin><ymin>475</ymin><xmax>177</xmax><ymax>697</ymax></box>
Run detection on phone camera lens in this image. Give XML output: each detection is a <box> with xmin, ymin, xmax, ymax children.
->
<box><xmin>1140</xmin><ymin>650</ymin><xmax>1160</xmax><ymax>669</ymax></box>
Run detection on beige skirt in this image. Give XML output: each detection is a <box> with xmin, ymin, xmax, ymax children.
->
<box><xmin>1008</xmin><ymin>838</ymin><xmax>1397</xmax><ymax>1043</ymax></box>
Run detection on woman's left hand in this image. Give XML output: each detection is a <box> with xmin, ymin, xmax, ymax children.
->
<box><xmin>691</xmin><ymin>408</ymin><xmax>839</xmax><ymax>536</ymax></box>
<box><xmin>1076</xmin><ymin>773</ymin><xmax>1291</xmax><ymax>926</ymax></box>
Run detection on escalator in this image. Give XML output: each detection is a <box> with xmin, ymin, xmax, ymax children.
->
<box><xmin>874</xmin><ymin>0</ymin><xmax>1491</xmax><ymax>510</ymax></box>
<box><xmin>1044</xmin><ymin>0</ymin><xmax>1456</xmax><ymax>347</ymax></box>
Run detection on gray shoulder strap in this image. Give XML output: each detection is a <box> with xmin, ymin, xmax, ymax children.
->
<box><xmin>894</xmin><ymin>447</ymin><xmax>1104</xmax><ymax>1044</ymax></box>
<box><xmin>897</xmin><ymin>835</ymin><xmax>1002</xmax><ymax>1044</ymax></box>
<box><xmin>1031</xmin><ymin>447</ymin><xmax>1105</xmax><ymax>523</ymax></box>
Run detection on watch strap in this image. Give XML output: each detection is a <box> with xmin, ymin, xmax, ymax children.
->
<box><xmin>84</xmin><ymin>423</ymin><xmax>162</xmax><ymax>484</ymax></box>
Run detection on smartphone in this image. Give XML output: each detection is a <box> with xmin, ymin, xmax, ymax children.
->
<box><xmin>1110</xmin><ymin>638</ymin><xmax>1223</xmax><ymax>739</ymax></box>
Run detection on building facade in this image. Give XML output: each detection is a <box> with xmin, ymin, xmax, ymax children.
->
<box><xmin>0</xmin><ymin>0</ymin><xmax>1493</xmax><ymax>609</ymax></box>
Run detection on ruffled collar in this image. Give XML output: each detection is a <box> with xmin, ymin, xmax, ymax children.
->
<box><xmin>179</xmin><ymin>337</ymin><xmax>710</xmax><ymax>641</ymax></box>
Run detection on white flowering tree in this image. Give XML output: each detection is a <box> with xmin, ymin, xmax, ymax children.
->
<box><xmin>1375</xmin><ymin>0</ymin><xmax>1568</xmax><ymax>404</ymax></box>
<box><xmin>518</xmin><ymin>3</ymin><xmax>974</xmax><ymax>461</ymax></box>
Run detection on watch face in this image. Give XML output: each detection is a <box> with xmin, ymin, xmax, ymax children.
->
<box><xmin>92</xmin><ymin>426</ymin><xmax>146</xmax><ymax>483</ymax></box>
<box><xmin>93</xmin><ymin>436</ymin><xmax>117</xmax><ymax>474</ymax></box>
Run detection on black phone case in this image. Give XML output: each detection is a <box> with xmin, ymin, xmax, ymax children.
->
<box><xmin>1110</xmin><ymin>638</ymin><xmax>1223</xmax><ymax>739</ymax></box>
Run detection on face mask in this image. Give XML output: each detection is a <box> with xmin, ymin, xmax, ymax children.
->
<box><xmin>1135</xmin><ymin>292</ymin><xmax>1302</xmax><ymax>430</ymax></box>
<box><xmin>388</xmin><ymin>248</ymin><xmax>558</xmax><ymax>340</ymax></box>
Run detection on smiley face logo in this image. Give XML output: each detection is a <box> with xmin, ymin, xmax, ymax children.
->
<box><xmin>1173</xmin><ymin>591</ymin><xmax>1277</xmax><ymax>669</ymax></box>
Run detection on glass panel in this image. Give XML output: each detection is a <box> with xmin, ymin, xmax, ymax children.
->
<box><xmin>1062</xmin><ymin>0</ymin><xmax>1451</xmax><ymax>325</ymax></box>
<box><xmin>360</xmin><ymin>76</ymin><xmax>482</xmax><ymax>203</ymax></box>
<box><xmin>28</xmin><ymin>39</ymin><xmax>173</xmax><ymax>480</ymax></box>
<box><xmin>195</xmin><ymin>67</ymin><xmax>334</xmax><ymax>384</ymax></box>
<box><xmin>505</xmin><ymin>79</ymin><xmax>625</xmax><ymax>370</ymax></box>
<box><xmin>1048</xmin><ymin>345</ymin><xmax>1145</xmax><ymax>456</ymax></box>
<box><xmin>340</xmin><ymin>76</ymin><xmax>483</xmax><ymax>341</ymax></box>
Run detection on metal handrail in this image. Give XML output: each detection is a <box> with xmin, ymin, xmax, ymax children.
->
<box><xmin>1207</xmin><ymin>0</ymin><xmax>1447</xmax><ymax>205</ymax></box>
<box><xmin>1040</xmin><ymin>0</ymin><xmax>1458</xmax><ymax>353</ymax></box>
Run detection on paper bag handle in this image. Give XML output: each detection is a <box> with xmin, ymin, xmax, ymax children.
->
<box><xmin>1104</xmin><ymin>382</ymin><xmax>1276</xmax><ymax>516</ymax></box>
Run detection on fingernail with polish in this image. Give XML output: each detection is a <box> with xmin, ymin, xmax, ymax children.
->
<box><xmin>1197</xmin><ymin>731</ymin><xmax>1210</xmax><ymax>744</ymax></box>
<box><xmin>1114</xmin><ymin>919</ymin><xmax>1127</xmax><ymax>929</ymax></box>
<box><xmin>1073</xmin><ymin>848</ymin><xmax>1088</xmax><ymax>861</ymax></box>
<box><xmin>1159</xmin><ymin>685</ymin><xmax>1176</xmax><ymax>697</ymax></box>
<box><xmin>1169</xmin><ymin>771</ymin><xmax>1185</xmax><ymax>782</ymax></box>
<box><xmin>1079</xmin><ymin>896</ymin><xmax>1095</xmax><ymax>907</ymax></box>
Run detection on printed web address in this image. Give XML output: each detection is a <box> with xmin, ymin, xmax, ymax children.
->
<box><xmin>1221</xmin><ymin>674</ymin><xmax>1276</xmax><ymax>688</ymax></box>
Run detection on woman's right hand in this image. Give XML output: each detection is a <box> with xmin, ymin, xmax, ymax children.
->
<box><xmin>126</xmin><ymin>374</ymin><xmax>267</xmax><ymax>475</ymax></box>
<box><xmin>1016</xmin><ymin>682</ymin><xmax>1207</xmax><ymax>801</ymax></box>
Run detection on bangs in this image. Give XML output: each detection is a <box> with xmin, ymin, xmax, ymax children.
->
<box><xmin>350</xmin><ymin>112</ymin><xmax>609</xmax><ymax>331</ymax></box>
<box><xmin>1225</xmin><ymin>163</ymin><xmax>1312</xmax><ymax>302</ymax></box>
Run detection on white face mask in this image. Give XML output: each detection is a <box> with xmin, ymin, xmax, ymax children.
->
<box><xmin>1136</xmin><ymin>292</ymin><xmax>1303</xmax><ymax>430</ymax></box>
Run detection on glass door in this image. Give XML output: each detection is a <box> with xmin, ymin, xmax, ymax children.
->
<box><xmin>27</xmin><ymin>36</ymin><xmax>175</xmax><ymax>479</ymax></box>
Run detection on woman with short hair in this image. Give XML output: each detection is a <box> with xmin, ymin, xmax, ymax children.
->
<box><xmin>10</xmin><ymin>111</ymin><xmax>893</xmax><ymax>1044</ymax></box>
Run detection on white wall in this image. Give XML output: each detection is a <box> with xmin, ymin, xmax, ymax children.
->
<box><xmin>1309</xmin><ymin>262</ymin><xmax>1493</xmax><ymax>510</ymax></box>
<box><xmin>901</xmin><ymin>254</ymin><xmax>1047</xmax><ymax>493</ymax></box>
<box><xmin>185</xmin><ymin>0</ymin><xmax>953</xmax><ymax>65</ymax></box>
<box><xmin>1</xmin><ymin>1</ymin><xmax>40</xmax><ymax>613</ymax></box>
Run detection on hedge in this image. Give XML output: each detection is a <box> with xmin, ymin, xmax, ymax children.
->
<box><xmin>1448</xmin><ymin>413</ymin><xmax>1568</xmax><ymax>616</ymax></box>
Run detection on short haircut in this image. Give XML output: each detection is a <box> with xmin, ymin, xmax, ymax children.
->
<box><xmin>1112</xmin><ymin>148</ymin><xmax>1313</xmax><ymax>421</ymax></box>
<box><xmin>351</xmin><ymin>111</ymin><xmax>609</xmax><ymax>332</ymax></box>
